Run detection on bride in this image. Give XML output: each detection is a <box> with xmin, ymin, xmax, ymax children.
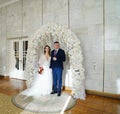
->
<box><xmin>20</xmin><ymin>45</ymin><xmax>52</xmax><ymax>98</ymax></box>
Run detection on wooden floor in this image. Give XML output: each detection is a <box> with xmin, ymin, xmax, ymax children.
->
<box><xmin>0</xmin><ymin>78</ymin><xmax>120</xmax><ymax>114</ymax></box>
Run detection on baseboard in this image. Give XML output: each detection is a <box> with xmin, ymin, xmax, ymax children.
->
<box><xmin>64</xmin><ymin>86</ymin><xmax>120</xmax><ymax>99</ymax></box>
<box><xmin>86</xmin><ymin>90</ymin><xmax>120</xmax><ymax>99</ymax></box>
<box><xmin>0</xmin><ymin>75</ymin><xmax>27</xmax><ymax>81</ymax></box>
<box><xmin>0</xmin><ymin>75</ymin><xmax>9</xmax><ymax>80</ymax></box>
<box><xmin>64</xmin><ymin>86</ymin><xmax>71</xmax><ymax>90</ymax></box>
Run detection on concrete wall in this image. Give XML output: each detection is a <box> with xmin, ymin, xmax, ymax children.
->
<box><xmin>69</xmin><ymin>0</ymin><xmax>104</xmax><ymax>92</ymax></box>
<box><xmin>0</xmin><ymin>0</ymin><xmax>120</xmax><ymax>94</ymax></box>
<box><xmin>0</xmin><ymin>7</ymin><xmax>7</xmax><ymax>76</ymax></box>
<box><xmin>104</xmin><ymin>0</ymin><xmax>120</xmax><ymax>94</ymax></box>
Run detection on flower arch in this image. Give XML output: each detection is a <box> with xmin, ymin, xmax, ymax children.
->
<box><xmin>25</xmin><ymin>23</ymin><xmax>86</xmax><ymax>99</ymax></box>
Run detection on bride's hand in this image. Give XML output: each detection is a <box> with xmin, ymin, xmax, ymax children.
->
<box><xmin>38</xmin><ymin>67</ymin><xmax>44</xmax><ymax>74</ymax></box>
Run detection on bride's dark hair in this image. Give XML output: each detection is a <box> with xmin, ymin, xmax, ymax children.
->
<box><xmin>44</xmin><ymin>45</ymin><xmax>51</xmax><ymax>55</ymax></box>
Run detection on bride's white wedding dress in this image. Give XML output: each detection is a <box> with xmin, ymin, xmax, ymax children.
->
<box><xmin>20</xmin><ymin>54</ymin><xmax>52</xmax><ymax>98</ymax></box>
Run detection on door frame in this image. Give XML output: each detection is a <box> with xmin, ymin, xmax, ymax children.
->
<box><xmin>7</xmin><ymin>36</ymin><xmax>28</xmax><ymax>79</ymax></box>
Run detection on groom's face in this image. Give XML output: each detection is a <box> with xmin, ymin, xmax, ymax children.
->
<box><xmin>54</xmin><ymin>43</ymin><xmax>60</xmax><ymax>49</ymax></box>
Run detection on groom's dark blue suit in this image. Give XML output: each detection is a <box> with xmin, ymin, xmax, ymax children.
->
<box><xmin>50</xmin><ymin>48</ymin><xmax>66</xmax><ymax>95</ymax></box>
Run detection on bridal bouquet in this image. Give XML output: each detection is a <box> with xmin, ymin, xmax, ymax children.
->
<box><xmin>38</xmin><ymin>67</ymin><xmax>44</xmax><ymax>74</ymax></box>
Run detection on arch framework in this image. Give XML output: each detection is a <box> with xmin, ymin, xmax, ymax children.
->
<box><xmin>25</xmin><ymin>23</ymin><xmax>86</xmax><ymax>99</ymax></box>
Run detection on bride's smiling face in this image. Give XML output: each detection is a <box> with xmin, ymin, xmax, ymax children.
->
<box><xmin>45</xmin><ymin>47</ymin><xmax>49</xmax><ymax>52</ymax></box>
<box><xmin>44</xmin><ymin>45</ymin><xmax>51</xmax><ymax>55</ymax></box>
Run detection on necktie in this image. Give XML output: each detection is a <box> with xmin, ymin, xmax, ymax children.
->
<box><xmin>54</xmin><ymin>50</ymin><xmax>57</xmax><ymax>56</ymax></box>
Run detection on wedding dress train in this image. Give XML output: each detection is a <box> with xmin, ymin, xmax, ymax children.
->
<box><xmin>20</xmin><ymin>54</ymin><xmax>52</xmax><ymax>98</ymax></box>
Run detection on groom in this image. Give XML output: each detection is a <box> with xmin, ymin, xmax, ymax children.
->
<box><xmin>50</xmin><ymin>41</ymin><xmax>66</xmax><ymax>96</ymax></box>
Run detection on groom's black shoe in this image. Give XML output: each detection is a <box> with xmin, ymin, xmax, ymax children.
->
<box><xmin>51</xmin><ymin>91</ymin><xmax>57</xmax><ymax>94</ymax></box>
<box><xmin>57</xmin><ymin>93</ymin><xmax>61</xmax><ymax>96</ymax></box>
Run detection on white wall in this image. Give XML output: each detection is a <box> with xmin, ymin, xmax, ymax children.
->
<box><xmin>43</xmin><ymin>0</ymin><xmax>68</xmax><ymax>25</ymax></box>
<box><xmin>7</xmin><ymin>0</ymin><xmax>22</xmax><ymax>38</ymax></box>
<box><xmin>69</xmin><ymin>0</ymin><xmax>104</xmax><ymax>92</ymax></box>
<box><xmin>23</xmin><ymin>0</ymin><xmax>42</xmax><ymax>36</ymax></box>
<box><xmin>104</xmin><ymin>0</ymin><xmax>120</xmax><ymax>94</ymax></box>
<box><xmin>0</xmin><ymin>0</ymin><xmax>120</xmax><ymax>95</ymax></box>
<box><xmin>0</xmin><ymin>7</ymin><xmax>7</xmax><ymax>76</ymax></box>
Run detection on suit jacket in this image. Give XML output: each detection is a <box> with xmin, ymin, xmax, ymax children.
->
<box><xmin>50</xmin><ymin>48</ymin><xmax>66</xmax><ymax>70</ymax></box>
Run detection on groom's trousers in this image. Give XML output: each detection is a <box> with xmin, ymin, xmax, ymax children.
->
<box><xmin>52</xmin><ymin>67</ymin><xmax>62</xmax><ymax>94</ymax></box>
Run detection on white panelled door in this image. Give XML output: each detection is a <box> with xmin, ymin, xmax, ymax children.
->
<box><xmin>7</xmin><ymin>38</ymin><xmax>28</xmax><ymax>80</ymax></box>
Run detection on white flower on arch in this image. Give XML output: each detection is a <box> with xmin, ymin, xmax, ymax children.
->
<box><xmin>25</xmin><ymin>23</ymin><xmax>86</xmax><ymax>99</ymax></box>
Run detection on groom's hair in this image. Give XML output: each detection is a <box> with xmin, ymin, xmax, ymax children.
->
<box><xmin>54</xmin><ymin>41</ymin><xmax>59</xmax><ymax>44</ymax></box>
